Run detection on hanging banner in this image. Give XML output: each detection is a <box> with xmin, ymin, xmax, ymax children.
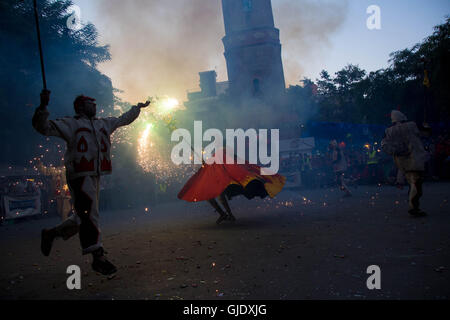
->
<box><xmin>2</xmin><ymin>194</ymin><xmax>41</xmax><ymax>220</ymax></box>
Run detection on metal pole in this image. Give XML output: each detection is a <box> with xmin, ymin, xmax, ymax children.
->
<box><xmin>33</xmin><ymin>0</ymin><xmax>47</xmax><ymax>90</ymax></box>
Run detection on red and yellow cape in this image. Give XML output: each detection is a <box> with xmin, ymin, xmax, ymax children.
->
<box><xmin>178</xmin><ymin>154</ymin><xmax>286</xmax><ymax>202</ymax></box>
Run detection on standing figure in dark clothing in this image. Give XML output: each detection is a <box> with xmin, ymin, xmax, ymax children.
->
<box><xmin>329</xmin><ymin>140</ymin><xmax>352</xmax><ymax>197</ymax></box>
<box><xmin>382</xmin><ymin>110</ymin><xmax>429</xmax><ymax>217</ymax></box>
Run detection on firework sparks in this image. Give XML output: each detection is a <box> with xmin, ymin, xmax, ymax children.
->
<box><xmin>136</xmin><ymin>121</ymin><xmax>177</xmax><ymax>181</ymax></box>
<box><xmin>137</xmin><ymin>123</ymin><xmax>153</xmax><ymax>172</ymax></box>
<box><xmin>101</xmin><ymin>96</ymin><xmax>196</xmax><ymax>184</ymax></box>
<box><xmin>133</xmin><ymin>96</ymin><xmax>192</xmax><ymax>182</ymax></box>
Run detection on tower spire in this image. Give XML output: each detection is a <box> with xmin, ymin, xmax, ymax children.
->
<box><xmin>221</xmin><ymin>0</ymin><xmax>285</xmax><ymax>99</ymax></box>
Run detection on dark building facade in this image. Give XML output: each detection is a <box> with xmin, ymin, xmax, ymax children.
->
<box><xmin>221</xmin><ymin>0</ymin><xmax>286</xmax><ymax>99</ymax></box>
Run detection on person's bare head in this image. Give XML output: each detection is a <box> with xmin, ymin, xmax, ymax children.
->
<box><xmin>74</xmin><ymin>95</ymin><xmax>96</xmax><ymax>118</ymax></box>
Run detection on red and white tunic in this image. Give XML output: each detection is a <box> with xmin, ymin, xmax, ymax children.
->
<box><xmin>32</xmin><ymin>106</ymin><xmax>141</xmax><ymax>180</ymax></box>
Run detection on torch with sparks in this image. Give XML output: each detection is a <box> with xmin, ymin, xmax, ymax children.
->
<box><xmin>110</xmin><ymin>96</ymin><xmax>195</xmax><ymax>183</ymax></box>
<box><xmin>135</xmin><ymin>96</ymin><xmax>190</xmax><ymax>181</ymax></box>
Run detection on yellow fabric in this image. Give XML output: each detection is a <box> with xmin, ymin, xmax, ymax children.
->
<box><xmin>264</xmin><ymin>174</ymin><xmax>286</xmax><ymax>198</ymax></box>
<box><xmin>226</xmin><ymin>174</ymin><xmax>286</xmax><ymax>199</ymax></box>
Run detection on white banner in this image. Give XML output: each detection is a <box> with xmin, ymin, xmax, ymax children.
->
<box><xmin>2</xmin><ymin>194</ymin><xmax>41</xmax><ymax>220</ymax></box>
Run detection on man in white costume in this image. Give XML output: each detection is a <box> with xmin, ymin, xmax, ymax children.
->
<box><xmin>33</xmin><ymin>89</ymin><xmax>150</xmax><ymax>275</ymax></box>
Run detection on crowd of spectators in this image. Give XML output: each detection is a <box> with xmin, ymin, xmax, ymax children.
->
<box><xmin>280</xmin><ymin>133</ymin><xmax>450</xmax><ymax>189</ymax></box>
<box><xmin>0</xmin><ymin>177</ymin><xmax>42</xmax><ymax>196</ymax></box>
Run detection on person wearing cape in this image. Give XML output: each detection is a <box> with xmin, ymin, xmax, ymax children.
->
<box><xmin>178</xmin><ymin>148</ymin><xmax>286</xmax><ymax>224</ymax></box>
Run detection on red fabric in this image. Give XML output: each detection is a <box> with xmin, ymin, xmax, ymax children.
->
<box><xmin>178</xmin><ymin>161</ymin><xmax>284</xmax><ymax>202</ymax></box>
<box><xmin>74</xmin><ymin>156</ymin><xmax>94</xmax><ymax>173</ymax></box>
<box><xmin>77</xmin><ymin>136</ymin><xmax>88</xmax><ymax>152</ymax></box>
<box><xmin>100</xmin><ymin>157</ymin><xmax>112</xmax><ymax>172</ymax></box>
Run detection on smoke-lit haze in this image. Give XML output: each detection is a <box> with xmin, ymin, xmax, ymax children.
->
<box><xmin>275</xmin><ymin>0</ymin><xmax>349</xmax><ymax>84</ymax></box>
<box><xmin>87</xmin><ymin>0</ymin><xmax>348</xmax><ymax>103</ymax></box>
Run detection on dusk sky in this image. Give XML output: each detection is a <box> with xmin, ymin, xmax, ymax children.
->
<box><xmin>72</xmin><ymin>0</ymin><xmax>449</xmax><ymax>103</ymax></box>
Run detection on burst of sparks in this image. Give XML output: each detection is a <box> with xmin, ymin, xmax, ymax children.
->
<box><xmin>137</xmin><ymin>123</ymin><xmax>153</xmax><ymax>172</ymax></box>
<box><xmin>132</xmin><ymin>96</ymin><xmax>193</xmax><ymax>183</ymax></box>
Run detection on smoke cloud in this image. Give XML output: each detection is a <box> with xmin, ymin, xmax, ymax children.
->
<box><xmin>90</xmin><ymin>0</ymin><xmax>348</xmax><ymax>102</ymax></box>
<box><xmin>274</xmin><ymin>0</ymin><xmax>349</xmax><ymax>84</ymax></box>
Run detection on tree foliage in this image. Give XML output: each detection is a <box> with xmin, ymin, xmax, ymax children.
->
<box><xmin>290</xmin><ymin>17</ymin><xmax>449</xmax><ymax>125</ymax></box>
<box><xmin>0</xmin><ymin>0</ymin><xmax>114</xmax><ymax>164</ymax></box>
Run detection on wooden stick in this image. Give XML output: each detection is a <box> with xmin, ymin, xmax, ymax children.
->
<box><xmin>33</xmin><ymin>0</ymin><xmax>47</xmax><ymax>90</ymax></box>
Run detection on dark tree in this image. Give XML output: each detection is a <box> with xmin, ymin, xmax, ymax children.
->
<box><xmin>306</xmin><ymin>17</ymin><xmax>449</xmax><ymax>125</ymax></box>
<box><xmin>0</xmin><ymin>0</ymin><xmax>114</xmax><ymax>165</ymax></box>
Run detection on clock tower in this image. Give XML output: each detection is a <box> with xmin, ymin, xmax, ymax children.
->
<box><xmin>221</xmin><ymin>0</ymin><xmax>286</xmax><ymax>99</ymax></box>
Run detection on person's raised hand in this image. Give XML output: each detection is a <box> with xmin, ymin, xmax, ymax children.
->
<box><xmin>137</xmin><ymin>100</ymin><xmax>151</xmax><ymax>109</ymax></box>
